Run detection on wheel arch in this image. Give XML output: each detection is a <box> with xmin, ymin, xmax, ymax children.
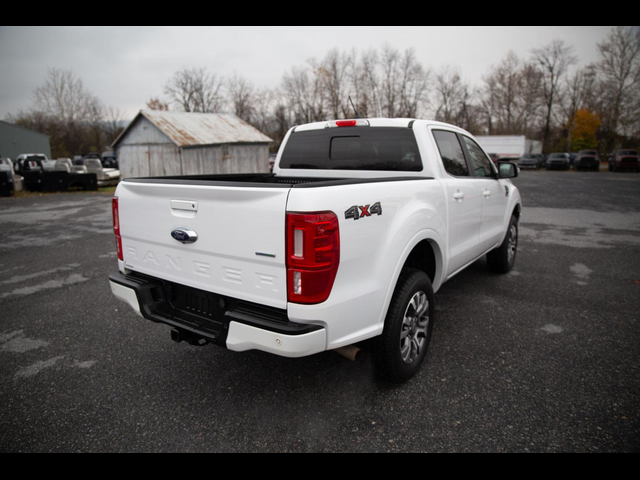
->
<box><xmin>376</xmin><ymin>230</ymin><xmax>445</xmax><ymax>334</ymax></box>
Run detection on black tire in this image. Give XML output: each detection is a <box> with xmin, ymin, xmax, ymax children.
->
<box><xmin>487</xmin><ymin>215</ymin><xmax>518</xmax><ymax>274</ymax></box>
<box><xmin>374</xmin><ymin>268</ymin><xmax>435</xmax><ymax>383</ymax></box>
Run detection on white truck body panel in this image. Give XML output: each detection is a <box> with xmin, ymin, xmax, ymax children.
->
<box><xmin>116</xmin><ymin>181</ymin><xmax>290</xmax><ymax>309</ymax></box>
<box><xmin>111</xmin><ymin>118</ymin><xmax>521</xmax><ymax>358</ymax></box>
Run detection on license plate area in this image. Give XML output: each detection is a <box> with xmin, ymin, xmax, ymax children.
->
<box><xmin>158</xmin><ymin>282</ymin><xmax>233</xmax><ymax>341</ymax></box>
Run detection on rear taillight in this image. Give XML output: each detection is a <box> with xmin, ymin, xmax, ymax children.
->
<box><xmin>112</xmin><ymin>197</ymin><xmax>123</xmax><ymax>261</ymax></box>
<box><xmin>286</xmin><ymin>212</ymin><xmax>340</xmax><ymax>304</ymax></box>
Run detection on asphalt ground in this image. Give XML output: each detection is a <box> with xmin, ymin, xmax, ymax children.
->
<box><xmin>0</xmin><ymin>170</ymin><xmax>639</xmax><ymax>452</ymax></box>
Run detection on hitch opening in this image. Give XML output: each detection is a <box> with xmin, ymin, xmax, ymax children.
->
<box><xmin>171</xmin><ymin>328</ymin><xmax>209</xmax><ymax>347</ymax></box>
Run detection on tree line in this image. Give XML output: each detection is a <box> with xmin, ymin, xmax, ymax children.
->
<box><xmin>7</xmin><ymin>26</ymin><xmax>640</xmax><ymax>158</ymax></box>
<box><xmin>6</xmin><ymin>68</ymin><xmax>127</xmax><ymax>158</ymax></box>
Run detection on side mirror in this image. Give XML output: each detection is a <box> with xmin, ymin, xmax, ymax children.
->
<box><xmin>499</xmin><ymin>162</ymin><xmax>518</xmax><ymax>179</ymax></box>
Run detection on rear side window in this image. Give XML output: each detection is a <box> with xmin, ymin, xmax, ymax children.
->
<box><xmin>279</xmin><ymin>127</ymin><xmax>422</xmax><ymax>171</ymax></box>
<box><xmin>432</xmin><ymin>130</ymin><xmax>468</xmax><ymax>177</ymax></box>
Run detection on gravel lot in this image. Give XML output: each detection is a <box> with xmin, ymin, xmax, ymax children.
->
<box><xmin>1</xmin><ymin>171</ymin><xmax>639</xmax><ymax>452</ymax></box>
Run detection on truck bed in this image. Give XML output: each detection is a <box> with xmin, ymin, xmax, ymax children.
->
<box><xmin>123</xmin><ymin>173</ymin><xmax>429</xmax><ymax>188</ymax></box>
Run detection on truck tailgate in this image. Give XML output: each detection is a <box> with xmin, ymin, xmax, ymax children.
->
<box><xmin>116</xmin><ymin>181</ymin><xmax>289</xmax><ymax>309</ymax></box>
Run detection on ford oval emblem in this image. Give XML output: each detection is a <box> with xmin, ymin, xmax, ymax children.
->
<box><xmin>171</xmin><ymin>227</ymin><xmax>198</xmax><ymax>244</ymax></box>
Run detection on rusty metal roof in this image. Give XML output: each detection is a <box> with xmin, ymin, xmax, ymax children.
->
<box><xmin>114</xmin><ymin>110</ymin><xmax>272</xmax><ymax>147</ymax></box>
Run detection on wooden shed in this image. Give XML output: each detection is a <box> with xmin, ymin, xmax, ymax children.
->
<box><xmin>112</xmin><ymin>110</ymin><xmax>273</xmax><ymax>179</ymax></box>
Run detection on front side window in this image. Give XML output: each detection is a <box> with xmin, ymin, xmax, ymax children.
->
<box><xmin>432</xmin><ymin>130</ymin><xmax>468</xmax><ymax>177</ymax></box>
<box><xmin>462</xmin><ymin>136</ymin><xmax>495</xmax><ymax>178</ymax></box>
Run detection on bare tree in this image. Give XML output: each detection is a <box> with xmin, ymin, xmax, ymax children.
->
<box><xmin>433</xmin><ymin>66</ymin><xmax>467</xmax><ymax>124</ymax></box>
<box><xmin>480</xmin><ymin>51</ymin><xmax>543</xmax><ymax>137</ymax></box>
<box><xmin>345</xmin><ymin>49</ymin><xmax>366</xmax><ymax>117</ymax></box>
<box><xmin>318</xmin><ymin>48</ymin><xmax>351</xmax><ymax>119</ymax></box>
<box><xmin>517</xmin><ymin>63</ymin><xmax>544</xmax><ymax>138</ymax></box>
<box><xmin>596</xmin><ymin>26</ymin><xmax>640</xmax><ymax>147</ymax></box>
<box><xmin>227</xmin><ymin>73</ymin><xmax>256</xmax><ymax>122</ymax></box>
<box><xmin>560</xmin><ymin>65</ymin><xmax>598</xmax><ymax>150</ymax></box>
<box><xmin>281</xmin><ymin>64</ymin><xmax>325</xmax><ymax>124</ymax></box>
<box><xmin>10</xmin><ymin>68</ymin><xmax>106</xmax><ymax>156</ymax></box>
<box><xmin>397</xmin><ymin>48</ymin><xmax>431</xmax><ymax>118</ymax></box>
<box><xmin>102</xmin><ymin>106</ymin><xmax>128</xmax><ymax>144</ymax></box>
<box><xmin>481</xmin><ymin>51</ymin><xmax>523</xmax><ymax>134</ymax></box>
<box><xmin>532</xmin><ymin>40</ymin><xmax>577</xmax><ymax>146</ymax></box>
<box><xmin>164</xmin><ymin>66</ymin><xmax>225</xmax><ymax>113</ymax></box>
<box><xmin>378</xmin><ymin>45</ymin><xmax>430</xmax><ymax>118</ymax></box>
<box><xmin>34</xmin><ymin>67</ymin><xmax>102</xmax><ymax>125</ymax></box>
<box><xmin>146</xmin><ymin>97</ymin><xmax>170</xmax><ymax>111</ymax></box>
<box><xmin>360</xmin><ymin>49</ymin><xmax>381</xmax><ymax>117</ymax></box>
<box><xmin>380</xmin><ymin>45</ymin><xmax>401</xmax><ymax>117</ymax></box>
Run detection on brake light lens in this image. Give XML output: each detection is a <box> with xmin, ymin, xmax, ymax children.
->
<box><xmin>112</xmin><ymin>197</ymin><xmax>123</xmax><ymax>261</ymax></box>
<box><xmin>326</xmin><ymin>119</ymin><xmax>370</xmax><ymax>128</ymax></box>
<box><xmin>286</xmin><ymin>212</ymin><xmax>340</xmax><ymax>304</ymax></box>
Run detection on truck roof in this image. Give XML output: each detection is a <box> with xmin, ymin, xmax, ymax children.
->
<box><xmin>292</xmin><ymin>118</ymin><xmax>472</xmax><ymax>134</ymax></box>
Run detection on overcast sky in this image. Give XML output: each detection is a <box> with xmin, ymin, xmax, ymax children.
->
<box><xmin>0</xmin><ymin>26</ymin><xmax>623</xmax><ymax>120</ymax></box>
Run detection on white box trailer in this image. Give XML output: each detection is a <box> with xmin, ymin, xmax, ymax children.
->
<box><xmin>475</xmin><ymin>135</ymin><xmax>542</xmax><ymax>160</ymax></box>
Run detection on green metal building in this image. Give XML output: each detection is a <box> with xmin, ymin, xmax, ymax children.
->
<box><xmin>0</xmin><ymin>120</ymin><xmax>51</xmax><ymax>160</ymax></box>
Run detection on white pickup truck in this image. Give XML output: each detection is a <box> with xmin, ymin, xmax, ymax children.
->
<box><xmin>109</xmin><ymin>118</ymin><xmax>521</xmax><ymax>382</ymax></box>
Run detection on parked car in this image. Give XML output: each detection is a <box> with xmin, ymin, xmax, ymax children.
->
<box><xmin>609</xmin><ymin>149</ymin><xmax>639</xmax><ymax>172</ymax></box>
<box><xmin>518</xmin><ymin>153</ymin><xmax>544</xmax><ymax>169</ymax></box>
<box><xmin>546</xmin><ymin>153</ymin><xmax>571</xmax><ymax>170</ymax></box>
<box><xmin>15</xmin><ymin>153</ymin><xmax>54</xmax><ymax>173</ymax></box>
<box><xmin>109</xmin><ymin>117</ymin><xmax>522</xmax><ymax>383</ymax></box>
<box><xmin>101</xmin><ymin>151</ymin><xmax>118</xmax><ymax>169</ymax></box>
<box><xmin>574</xmin><ymin>150</ymin><xmax>600</xmax><ymax>171</ymax></box>
<box><xmin>0</xmin><ymin>157</ymin><xmax>19</xmax><ymax>196</ymax></box>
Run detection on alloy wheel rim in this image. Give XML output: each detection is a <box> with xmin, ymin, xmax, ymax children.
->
<box><xmin>508</xmin><ymin>224</ymin><xmax>518</xmax><ymax>264</ymax></box>
<box><xmin>400</xmin><ymin>291</ymin><xmax>430</xmax><ymax>365</ymax></box>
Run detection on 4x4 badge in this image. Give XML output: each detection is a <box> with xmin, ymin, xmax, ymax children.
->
<box><xmin>345</xmin><ymin>202</ymin><xmax>382</xmax><ymax>221</ymax></box>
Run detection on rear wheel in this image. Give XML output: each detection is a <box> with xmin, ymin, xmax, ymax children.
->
<box><xmin>487</xmin><ymin>215</ymin><xmax>518</xmax><ymax>274</ymax></box>
<box><xmin>375</xmin><ymin>269</ymin><xmax>435</xmax><ymax>383</ymax></box>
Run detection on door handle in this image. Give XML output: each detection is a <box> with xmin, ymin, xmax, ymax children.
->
<box><xmin>453</xmin><ymin>192</ymin><xmax>465</xmax><ymax>200</ymax></box>
<box><xmin>483</xmin><ymin>190</ymin><xmax>491</xmax><ymax>198</ymax></box>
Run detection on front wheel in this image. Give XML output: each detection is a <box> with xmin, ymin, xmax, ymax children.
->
<box><xmin>374</xmin><ymin>269</ymin><xmax>435</xmax><ymax>383</ymax></box>
<box><xmin>487</xmin><ymin>215</ymin><xmax>518</xmax><ymax>274</ymax></box>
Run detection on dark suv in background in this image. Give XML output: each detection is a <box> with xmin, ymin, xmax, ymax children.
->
<box><xmin>574</xmin><ymin>150</ymin><xmax>600</xmax><ymax>171</ymax></box>
<box><xmin>518</xmin><ymin>153</ymin><xmax>545</xmax><ymax>169</ymax></box>
<box><xmin>546</xmin><ymin>153</ymin><xmax>571</xmax><ymax>170</ymax></box>
<box><xmin>609</xmin><ymin>149</ymin><xmax>639</xmax><ymax>172</ymax></box>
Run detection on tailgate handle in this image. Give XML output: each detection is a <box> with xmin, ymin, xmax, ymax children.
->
<box><xmin>171</xmin><ymin>200</ymin><xmax>198</xmax><ymax>212</ymax></box>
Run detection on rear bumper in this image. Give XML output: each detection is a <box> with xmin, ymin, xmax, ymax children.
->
<box><xmin>109</xmin><ymin>271</ymin><xmax>326</xmax><ymax>358</ymax></box>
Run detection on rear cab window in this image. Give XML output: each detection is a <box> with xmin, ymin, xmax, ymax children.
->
<box><xmin>279</xmin><ymin>127</ymin><xmax>423</xmax><ymax>172</ymax></box>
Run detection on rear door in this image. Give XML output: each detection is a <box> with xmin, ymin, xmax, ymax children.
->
<box><xmin>431</xmin><ymin>129</ymin><xmax>484</xmax><ymax>276</ymax></box>
<box><xmin>459</xmin><ymin>134</ymin><xmax>508</xmax><ymax>253</ymax></box>
<box><xmin>116</xmin><ymin>180</ymin><xmax>290</xmax><ymax>309</ymax></box>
